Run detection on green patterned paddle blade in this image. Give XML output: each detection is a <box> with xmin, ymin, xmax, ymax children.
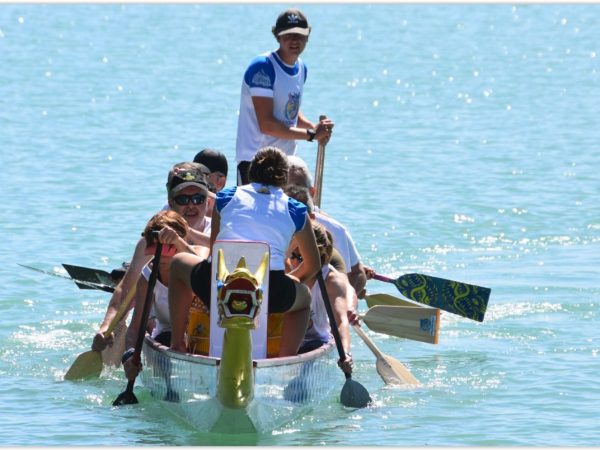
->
<box><xmin>373</xmin><ymin>272</ymin><xmax>490</xmax><ymax>322</ymax></box>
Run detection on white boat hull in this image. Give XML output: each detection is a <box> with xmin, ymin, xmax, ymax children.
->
<box><xmin>140</xmin><ymin>336</ymin><xmax>338</xmax><ymax>433</ymax></box>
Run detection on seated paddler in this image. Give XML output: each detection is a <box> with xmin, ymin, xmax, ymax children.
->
<box><xmin>168</xmin><ymin>146</ymin><xmax>321</xmax><ymax>356</ymax></box>
<box><xmin>287</xmin><ymin>221</ymin><xmax>355</xmax><ymax>375</ymax></box>
<box><xmin>122</xmin><ymin>210</ymin><xmax>201</xmax><ymax>381</ymax></box>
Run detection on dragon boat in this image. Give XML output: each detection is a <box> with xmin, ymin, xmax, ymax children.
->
<box><xmin>139</xmin><ymin>241</ymin><xmax>339</xmax><ymax>433</ymax></box>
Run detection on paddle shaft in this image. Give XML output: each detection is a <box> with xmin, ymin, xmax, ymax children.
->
<box><xmin>113</xmin><ymin>235</ymin><xmax>162</xmax><ymax>405</ymax></box>
<box><xmin>352</xmin><ymin>324</ymin><xmax>384</xmax><ymax>359</ymax></box>
<box><xmin>18</xmin><ymin>263</ymin><xmax>115</xmax><ymax>292</ymax></box>
<box><xmin>313</xmin><ymin>114</ymin><xmax>327</xmax><ymax>208</ymax></box>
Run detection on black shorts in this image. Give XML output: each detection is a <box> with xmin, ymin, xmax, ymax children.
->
<box><xmin>190</xmin><ymin>259</ymin><xmax>296</xmax><ymax>314</ymax></box>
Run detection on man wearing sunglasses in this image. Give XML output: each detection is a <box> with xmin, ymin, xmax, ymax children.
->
<box><xmin>92</xmin><ymin>162</ymin><xmax>213</xmax><ymax>357</ymax></box>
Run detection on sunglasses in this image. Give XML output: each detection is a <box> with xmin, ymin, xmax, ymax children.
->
<box><xmin>290</xmin><ymin>251</ymin><xmax>303</xmax><ymax>263</ymax></box>
<box><xmin>144</xmin><ymin>244</ymin><xmax>178</xmax><ymax>257</ymax></box>
<box><xmin>173</xmin><ymin>193</ymin><xmax>207</xmax><ymax>206</ymax></box>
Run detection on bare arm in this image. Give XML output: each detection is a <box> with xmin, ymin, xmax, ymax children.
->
<box><xmin>348</xmin><ymin>262</ymin><xmax>367</xmax><ymax>304</ymax></box>
<box><xmin>287</xmin><ymin>218</ymin><xmax>320</xmax><ymax>284</ymax></box>
<box><xmin>208</xmin><ymin>203</ymin><xmax>220</xmax><ymax>255</ymax></box>
<box><xmin>91</xmin><ymin>238</ymin><xmax>150</xmax><ymax>351</ymax></box>
<box><xmin>325</xmin><ymin>268</ymin><xmax>354</xmax><ymax>355</ymax></box>
<box><xmin>252</xmin><ymin>97</ymin><xmax>333</xmax><ymax>143</ymax></box>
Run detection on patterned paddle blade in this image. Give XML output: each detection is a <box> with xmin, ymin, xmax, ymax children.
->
<box><xmin>396</xmin><ymin>273</ymin><xmax>491</xmax><ymax>322</ymax></box>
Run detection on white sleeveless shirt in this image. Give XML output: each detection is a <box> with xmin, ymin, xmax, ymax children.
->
<box><xmin>216</xmin><ymin>183</ymin><xmax>307</xmax><ymax>270</ymax></box>
<box><xmin>303</xmin><ymin>265</ymin><xmax>333</xmax><ymax>345</ymax></box>
<box><xmin>142</xmin><ymin>264</ymin><xmax>171</xmax><ymax>338</ymax></box>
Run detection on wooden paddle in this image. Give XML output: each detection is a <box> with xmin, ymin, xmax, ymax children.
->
<box><xmin>352</xmin><ymin>324</ymin><xmax>420</xmax><ymax>386</ymax></box>
<box><xmin>316</xmin><ymin>271</ymin><xmax>371</xmax><ymax>408</ymax></box>
<box><xmin>18</xmin><ymin>263</ymin><xmax>116</xmax><ymax>293</ymax></box>
<box><xmin>64</xmin><ymin>283</ymin><xmax>137</xmax><ymax>380</ymax></box>
<box><xmin>360</xmin><ymin>305</ymin><xmax>440</xmax><ymax>345</ymax></box>
<box><xmin>365</xmin><ymin>292</ymin><xmax>422</xmax><ymax>309</ymax></box>
<box><xmin>371</xmin><ymin>271</ymin><xmax>491</xmax><ymax>322</ymax></box>
<box><xmin>113</xmin><ymin>236</ymin><xmax>162</xmax><ymax>406</ymax></box>
<box><xmin>313</xmin><ymin>114</ymin><xmax>327</xmax><ymax>208</ymax></box>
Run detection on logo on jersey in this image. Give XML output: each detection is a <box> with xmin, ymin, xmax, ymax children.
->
<box><xmin>285</xmin><ymin>92</ymin><xmax>301</xmax><ymax>121</ymax></box>
<box><xmin>251</xmin><ymin>69</ymin><xmax>272</xmax><ymax>88</ymax></box>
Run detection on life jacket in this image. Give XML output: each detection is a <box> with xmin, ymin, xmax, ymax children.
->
<box><xmin>187</xmin><ymin>295</ymin><xmax>210</xmax><ymax>356</ymax></box>
<box><xmin>187</xmin><ymin>295</ymin><xmax>284</xmax><ymax>358</ymax></box>
<box><xmin>266</xmin><ymin>313</ymin><xmax>284</xmax><ymax>358</ymax></box>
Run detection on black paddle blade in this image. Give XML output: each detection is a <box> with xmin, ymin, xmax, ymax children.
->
<box><xmin>397</xmin><ymin>273</ymin><xmax>490</xmax><ymax>322</ymax></box>
<box><xmin>62</xmin><ymin>264</ymin><xmax>116</xmax><ymax>292</ymax></box>
<box><xmin>112</xmin><ymin>389</ymin><xmax>138</xmax><ymax>407</ymax></box>
<box><xmin>341</xmin><ymin>378</ymin><xmax>372</xmax><ymax>408</ymax></box>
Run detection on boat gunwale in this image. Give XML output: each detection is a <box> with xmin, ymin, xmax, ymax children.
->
<box><xmin>143</xmin><ymin>335</ymin><xmax>336</xmax><ymax>368</ymax></box>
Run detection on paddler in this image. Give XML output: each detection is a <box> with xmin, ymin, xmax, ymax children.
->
<box><xmin>235</xmin><ymin>8</ymin><xmax>334</xmax><ymax>185</ymax></box>
<box><xmin>91</xmin><ymin>163</ymin><xmax>212</xmax><ymax>353</ymax></box>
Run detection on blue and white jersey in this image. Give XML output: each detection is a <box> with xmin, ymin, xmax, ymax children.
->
<box><xmin>235</xmin><ymin>50</ymin><xmax>308</xmax><ymax>163</ymax></box>
<box><xmin>215</xmin><ymin>183</ymin><xmax>307</xmax><ymax>270</ymax></box>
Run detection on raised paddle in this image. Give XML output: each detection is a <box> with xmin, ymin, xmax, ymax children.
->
<box><xmin>313</xmin><ymin>114</ymin><xmax>328</xmax><ymax>208</ymax></box>
<box><xmin>360</xmin><ymin>305</ymin><xmax>440</xmax><ymax>345</ymax></box>
<box><xmin>62</xmin><ymin>263</ymin><xmax>122</xmax><ymax>292</ymax></box>
<box><xmin>113</xmin><ymin>235</ymin><xmax>162</xmax><ymax>406</ymax></box>
<box><xmin>316</xmin><ymin>270</ymin><xmax>371</xmax><ymax>408</ymax></box>
<box><xmin>64</xmin><ymin>283</ymin><xmax>137</xmax><ymax>380</ymax></box>
<box><xmin>371</xmin><ymin>271</ymin><xmax>491</xmax><ymax>322</ymax></box>
<box><xmin>352</xmin><ymin>324</ymin><xmax>420</xmax><ymax>386</ymax></box>
<box><xmin>18</xmin><ymin>263</ymin><xmax>116</xmax><ymax>293</ymax></box>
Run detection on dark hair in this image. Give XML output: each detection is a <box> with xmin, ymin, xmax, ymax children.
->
<box><xmin>143</xmin><ymin>210</ymin><xmax>188</xmax><ymax>247</ymax></box>
<box><xmin>284</xmin><ymin>184</ymin><xmax>314</xmax><ymax>214</ymax></box>
<box><xmin>248</xmin><ymin>146</ymin><xmax>289</xmax><ymax>187</ymax></box>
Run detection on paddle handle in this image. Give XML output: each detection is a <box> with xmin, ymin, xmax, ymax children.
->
<box><xmin>352</xmin><ymin>324</ymin><xmax>384</xmax><ymax>360</ymax></box>
<box><xmin>313</xmin><ymin>114</ymin><xmax>327</xmax><ymax>208</ymax></box>
<box><xmin>316</xmin><ymin>270</ymin><xmax>351</xmax><ymax>380</ymax></box>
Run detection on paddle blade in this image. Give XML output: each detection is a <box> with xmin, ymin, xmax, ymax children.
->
<box><xmin>376</xmin><ymin>354</ymin><xmax>420</xmax><ymax>386</ymax></box>
<box><xmin>112</xmin><ymin>390</ymin><xmax>138</xmax><ymax>406</ymax></box>
<box><xmin>341</xmin><ymin>378</ymin><xmax>372</xmax><ymax>408</ymax></box>
<box><xmin>396</xmin><ymin>273</ymin><xmax>490</xmax><ymax>322</ymax></box>
<box><xmin>62</xmin><ymin>264</ymin><xmax>116</xmax><ymax>292</ymax></box>
<box><xmin>362</xmin><ymin>305</ymin><xmax>440</xmax><ymax>345</ymax></box>
<box><xmin>64</xmin><ymin>350</ymin><xmax>103</xmax><ymax>380</ymax></box>
<box><xmin>365</xmin><ymin>293</ymin><xmax>421</xmax><ymax>308</ymax></box>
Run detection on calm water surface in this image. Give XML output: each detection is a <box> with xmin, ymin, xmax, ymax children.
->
<box><xmin>1</xmin><ymin>3</ymin><xmax>599</xmax><ymax>446</ymax></box>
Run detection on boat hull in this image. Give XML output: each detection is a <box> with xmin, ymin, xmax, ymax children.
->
<box><xmin>140</xmin><ymin>336</ymin><xmax>338</xmax><ymax>433</ymax></box>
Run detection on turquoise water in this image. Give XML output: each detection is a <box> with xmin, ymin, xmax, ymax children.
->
<box><xmin>2</xmin><ymin>3</ymin><xmax>599</xmax><ymax>446</ymax></box>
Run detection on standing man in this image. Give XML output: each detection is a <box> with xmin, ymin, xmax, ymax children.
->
<box><xmin>235</xmin><ymin>8</ymin><xmax>334</xmax><ymax>185</ymax></box>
